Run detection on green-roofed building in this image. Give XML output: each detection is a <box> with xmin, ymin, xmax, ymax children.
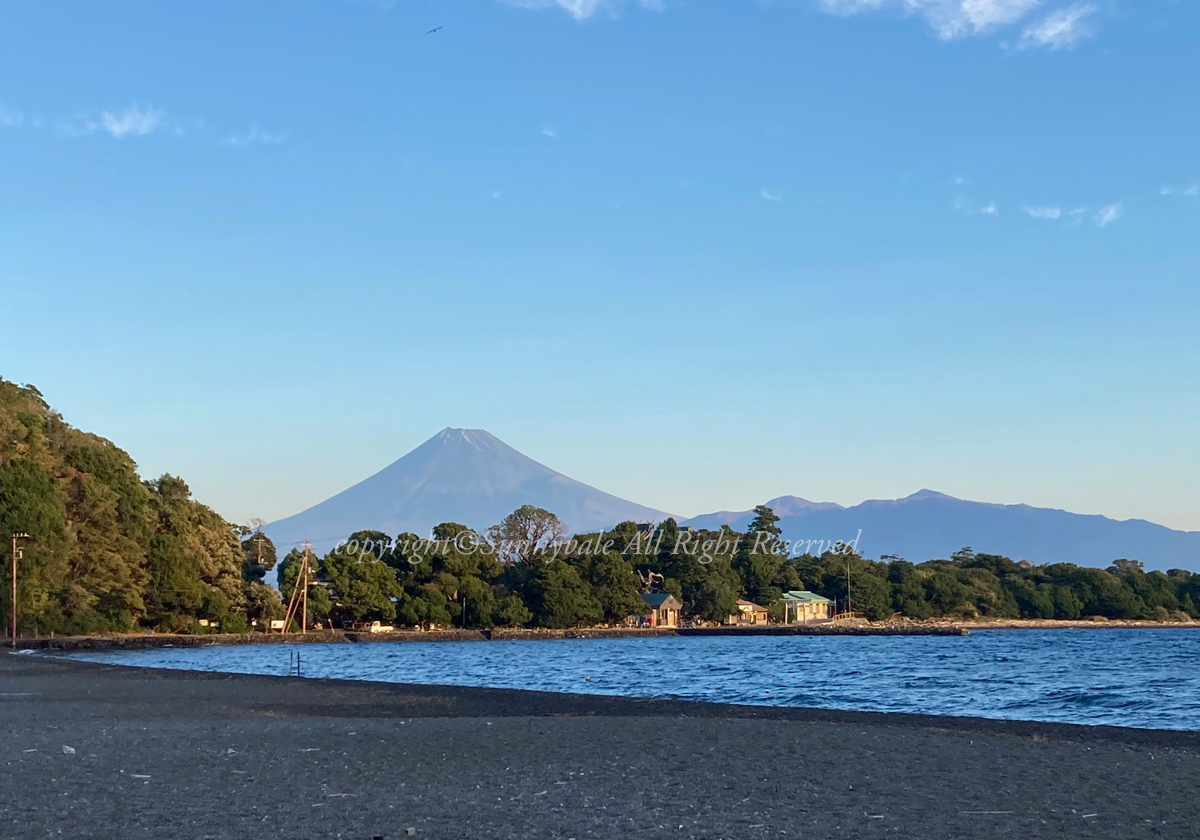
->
<box><xmin>779</xmin><ymin>590</ymin><xmax>833</xmax><ymax>625</ymax></box>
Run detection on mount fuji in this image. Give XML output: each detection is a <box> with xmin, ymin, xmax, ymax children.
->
<box><xmin>265</xmin><ymin>428</ymin><xmax>1200</xmax><ymax>571</ymax></box>
<box><xmin>265</xmin><ymin>428</ymin><xmax>671</xmax><ymax>553</ymax></box>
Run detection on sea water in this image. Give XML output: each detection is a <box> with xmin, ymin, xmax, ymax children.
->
<box><xmin>64</xmin><ymin>629</ymin><xmax>1200</xmax><ymax>730</ymax></box>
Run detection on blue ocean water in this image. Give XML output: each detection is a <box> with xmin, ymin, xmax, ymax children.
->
<box><xmin>65</xmin><ymin>629</ymin><xmax>1200</xmax><ymax>730</ymax></box>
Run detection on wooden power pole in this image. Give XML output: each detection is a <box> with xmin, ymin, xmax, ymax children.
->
<box><xmin>281</xmin><ymin>540</ymin><xmax>313</xmax><ymax>635</ymax></box>
<box><xmin>845</xmin><ymin>561</ymin><xmax>852</xmax><ymax>618</ymax></box>
<box><xmin>301</xmin><ymin>540</ymin><xmax>310</xmax><ymax>635</ymax></box>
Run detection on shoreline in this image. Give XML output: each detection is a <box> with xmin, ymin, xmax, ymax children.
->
<box><xmin>13</xmin><ymin>617</ymin><xmax>1200</xmax><ymax>653</ymax></box>
<box><xmin>13</xmin><ymin>652</ymin><xmax>1200</xmax><ymax>744</ymax></box>
<box><xmin>4</xmin><ymin>652</ymin><xmax>1198</xmax><ymax>839</ymax></box>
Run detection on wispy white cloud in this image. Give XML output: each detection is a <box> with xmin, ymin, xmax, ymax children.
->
<box><xmin>1018</xmin><ymin>2</ymin><xmax>1098</xmax><ymax>50</ymax></box>
<box><xmin>101</xmin><ymin>103</ymin><xmax>165</xmax><ymax>138</ymax></box>
<box><xmin>498</xmin><ymin>0</ymin><xmax>663</xmax><ymax>21</ymax></box>
<box><xmin>1023</xmin><ymin>205</ymin><xmax>1062</xmax><ymax>219</ymax></box>
<box><xmin>540</xmin><ymin>125</ymin><xmax>558</xmax><ymax>139</ymax></box>
<box><xmin>224</xmin><ymin>125</ymin><xmax>290</xmax><ymax>147</ymax></box>
<box><xmin>1094</xmin><ymin>202</ymin><xmax>1122</xmax><ymax>227</ymax></box>
<box><xmin>955</xmin><ymin>195</ymin><xmax>999</xmax><ymax>215</ymax></box>
<box><xmin>760</xmin><ymin>188</ymin><xmax>783</xmax><ymax>202</ymax></box>
<box><xmin>1161</xmin><ymin>183</ymin><xmax>1198</xmax><ymax>197</ymax></box>
<box><xmin>818</xmin><ymin>0</ymin><xmax>1040</xmax><ymax>41</ymax></box>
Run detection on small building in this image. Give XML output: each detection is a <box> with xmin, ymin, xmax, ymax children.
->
<box><xmin>640</xmin><ymin>593</ymin><xmax>682</xmax><ymax>628</ymax></box>
<box><xmin>780</xmin><ymin>590</ymin><xmax>833</xmax><ymax>624</ymax></box>
<box><xmin>726</xmin><ymin>599</ymin><xmax>769</xmax><ymax>626</ymax></box>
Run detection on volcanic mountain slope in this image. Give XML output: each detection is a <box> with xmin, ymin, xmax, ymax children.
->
<box><xmin>266</xmin><ymin>428</ymin><xmax>671</xmax><ymax>552</ymax></box>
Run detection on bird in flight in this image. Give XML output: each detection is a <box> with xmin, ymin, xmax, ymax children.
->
<box><xmin>426</xmin><ymin>26</ymin><xmax>443</xmax><ymax>35</ymax></box>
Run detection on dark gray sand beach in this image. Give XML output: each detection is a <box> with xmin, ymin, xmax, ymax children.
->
<box><xmin>3</xmin><ymin>653</ymin><xmax>1198</xmax><ymax>839</ymax></box>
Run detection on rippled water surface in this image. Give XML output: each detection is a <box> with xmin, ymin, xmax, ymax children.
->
<box><xmin>66</xmin><ymin>629</ymin><xmax>1200</xmax><ymax>730</ymax></box>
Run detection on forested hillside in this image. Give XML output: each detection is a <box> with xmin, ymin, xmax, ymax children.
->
<box><xmin>3</xmin><ymin>377</ymin><xmax>1198</xmax><ymax>636</ymax></box>
<box><xmin>0</xmin><ymin>378</ymin><xmax>282</xmax><ymax>634</ymax></box>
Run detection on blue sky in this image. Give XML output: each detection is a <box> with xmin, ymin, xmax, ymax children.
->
<box><xmin>1</xmin><ymin>0</ymin><xmax>1197</xmax><ymax>531</ymax></box>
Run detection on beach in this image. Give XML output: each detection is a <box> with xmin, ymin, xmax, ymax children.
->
<box><xmin>2</xmin><ymin>653</ymin><xmax>1197</xmax><ymax>839</ymax></box>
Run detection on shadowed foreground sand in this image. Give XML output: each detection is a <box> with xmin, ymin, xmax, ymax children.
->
<box><xmin>2</xmin><ymin>654</ymin><xmax>1197</xmax><ymax>839</ymax></box>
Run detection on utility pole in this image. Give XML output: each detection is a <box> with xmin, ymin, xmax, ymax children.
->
<box><xmin>281</xmin><ymin>543</ymin><xmax>311</xmax><ymax>635</ymax></box>
<box><xmin>10</xmin><ymin>532</ymin><xmax>29</xmax><ymax>649</ymax></box>
<box><xmin>845</xmin><ymin>561</ymin><xmax>852</xmax><ymax>618</ymax></box>
<box><xmin>301</xmin><ymin>540</ymin><xmax>310</xmax><ymax>635</ymax></box>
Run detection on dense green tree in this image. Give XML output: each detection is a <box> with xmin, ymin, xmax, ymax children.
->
<box><xmin>240</xmin><ymin>527</ymin><xmax>278</xmax><ymax>583</ymax></box>
<box><xmin>0</xmin><ymin>456</ymin><xmax>69</xmax><ymax>633</ymax></box>
<box><xmin>528</xmin><ymin>559</ymin><xmax>603</xmax><ymax>628</ymax></box>
<box><xmin>578</xmin><ymin>551</ymin><xmax>644</xmax><ymax>624</ymax></box>
<box><xmin>320</xmin><ymin>541</ymin><xmax>403</xmax><ymax>624</ymax></box>
<box><xmin>684</xmin><ymin>558</ymin><xmax>742</xmax><ymax>622</ymax></box>
<box><xmin>925</xmin><ymin>571</ymin><xmax>970</xmax><ymax>616</ymax></box>
<box><xmin>486</xmin><ymin>505</ymin><xmax>565</xmax><ymax>564</ymax></box>
<box><xmin>495</xmin><ymin>593</ymin><xmax>533</xmax><ymax>627</ymax></box>
<box><xmin>887</xmin><ymin>561</ymin><xmax>927</xmax><ymax>613</ymax></box>
<box><xmin>850</xmin><ymin>573</ymin><xmax>893</xmax><ymax>621</ymax></box>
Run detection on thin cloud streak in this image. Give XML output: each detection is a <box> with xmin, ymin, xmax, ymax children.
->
<box><xmin>818</xmin><ymin>0</ymin><xmax>1039</xmax><ymax>41</ymax></box>
<box><xmin>1024</xmin><ymin>205</ymin><xmax>1062</xmax><ymax>220</ymax></box>
<box><xmin>1161</xmin><ymin>184</ymin><xmax>1199</xmax><ymax>197</ymax></box>
<box><xmin>1019</xmin><ymin>3</ymin><xmax>1099</xmax><ymax>50</ymax></box>
<box><xmin>498</xmin><ymin>0</ymin><xmax>663</xmax><ymax>21</ymax></box>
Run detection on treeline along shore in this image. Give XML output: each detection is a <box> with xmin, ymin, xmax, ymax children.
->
<box><xmin>4</xmin><ymin>376</ymin><xmax>1200</xmax><ymax>639</ymax></box>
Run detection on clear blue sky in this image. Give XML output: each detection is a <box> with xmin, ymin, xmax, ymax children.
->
<box><xmin>1</xmin><ymin>0</ymin><xmax>1197</xmax><ymax>531</ymax></box>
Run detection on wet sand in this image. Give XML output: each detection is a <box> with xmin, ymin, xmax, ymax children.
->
<box><xmin>2</xmin><ymin>653</ymin><xmax>1197</xmax><ymax>839</ymax></box>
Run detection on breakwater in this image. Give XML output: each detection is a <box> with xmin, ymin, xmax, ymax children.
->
<box><xmin>14</xmin><ymin>622</ymin><xmax>968</xmax><ymax>653</ymax></box>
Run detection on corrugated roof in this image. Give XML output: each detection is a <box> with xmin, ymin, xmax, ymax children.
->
<box><xmin>781</xmin><ymin>590</ymin><xmax>832</xmax><ymax>604</ymax></box>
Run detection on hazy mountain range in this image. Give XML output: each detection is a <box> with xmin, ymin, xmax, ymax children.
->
<box><xmin>681</xmin><ymin>491</ymin><xmax>1200</xmax><ymax>572</ymax></box>
<box><xmin>268</xmin><ymin>428</ymin><xmax>1200</xmax><ymax>571</ymax></box>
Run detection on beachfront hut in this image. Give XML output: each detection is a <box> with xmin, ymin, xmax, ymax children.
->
<box><xmin>726</xmin><ymin>599</ymin><xmax>770</xmax><ymax>626</ymax></box>
<box><xmin>779</xmin><ymin>591</ymin><xmax>833</xmax><ymax>624</ymax></box>
<box><xmin>640</xmin><ymin>593</ymin><xmax>682</xmax><ymax>628</ymax></box>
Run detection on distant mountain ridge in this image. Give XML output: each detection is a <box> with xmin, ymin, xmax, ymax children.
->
<box><xmin>682</xmin><ymin>491</ymin><xmax>1200</xmax><ymax>572</ymax></box>
<box><xmin>265</xmin><ymin>428</ymin><xmax>671</xmax><ymax>553</ymax></box>
<box><xmin>267</xmin><ymin>428</ymin><xmax>1200</xmax><ymax>572</ymax></box>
